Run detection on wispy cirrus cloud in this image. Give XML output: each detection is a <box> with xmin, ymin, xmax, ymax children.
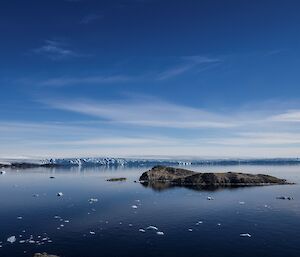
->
<box><xmin>205</xmin><ymin>132</ymin><xmax>300</xmax><ymax>146</ymax></box>
<box><xmin>157</xmin><ymin>56</ymin><xmax>221</xmax><ymax>80</ymax></box>
<box><xmin>39</xmin><ymin>75</ymin><xmax>134</xmax><ymax>87</ymax></box>
<box><xmin>269</xmin><ymin>110</ymin><xmax>300</xmax><ymax>122</ymax></box>
<box><xmin>80</xmin><ymin>14</ymin><xmax>103</xmax><ymax>24</ymax></box>
<box><xmin>43</xmin><ymin>96</ymin><xmax>300</xmax><ymax>131</ymax></box>
<box><xmin>28</xmin><ymin>55</ymin><xmax>221</xmax><ymax>86</ymax></box>
<box><xmin>3</xmin><ymin>98</ymin><xmax>300</xmax><ymax>158</ymax></box>
<box><xmin>43</xmin><ymin>96</ymin><xmax>237</xmax><ymax>129</ymax></box>
<box><xmin>32</xmin><ymin>40</ymin><xmax>86</xmax><ymax>60</ymax></box>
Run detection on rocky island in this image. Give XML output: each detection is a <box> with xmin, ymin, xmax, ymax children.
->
<box><xmin>139</xmin><ymin>166</ymin><xmax>291</xmax><ymax>190</ymax></box>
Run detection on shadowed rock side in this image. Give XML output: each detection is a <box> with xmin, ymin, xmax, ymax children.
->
<box><xmin>139</xmin><ymin>166</ymin><xmax>291</xmax><ymax>191</ymax></box>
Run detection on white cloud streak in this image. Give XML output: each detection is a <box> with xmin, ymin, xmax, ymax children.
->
<box><xmin>3</xmin><ymin>97</ymin><xmax>300</xmax><ymax>158</ymax></box>
<box><xmin>80</xmin><ymin>14</ymin><xmax>103</xmax><ymax>24</ymax></box>
<box><xmin>32</xmin><ymin>40</ymin><xmax>84</xmax><ymax>60</ymax></box>
<box><xmin>39</xmin><ymin>75</ymin><xmax>133</xmax><ymax>87</ymax></box>
<box><xmin>157</xmin><ymin>56</ymin><xmax>221</xmax><ymax>80</ymax></box>
<box><xmin>269</xmin><ymin>110</ymin><xmax>300</xmax><ymax>122</ymax></box>
<box><xmin>45</xmin><ymin>97</ymin><xmax>237</xmax><ymax>129</ymax></box>
<box><xmin>33</xmin><ymin>55</ymin><xmax>220</xmax><ymax>87</ymax></box>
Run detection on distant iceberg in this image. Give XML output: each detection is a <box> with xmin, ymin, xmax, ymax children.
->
<box><xmin>1</xmin><ymin>157</ymin><xmax>300</xmax><ymax>168</ymax></box>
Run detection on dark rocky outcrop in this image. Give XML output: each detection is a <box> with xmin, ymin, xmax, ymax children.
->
<box><xmin>107</xmin><ymin>177</ymin><xmax>127</xmax><ymax>182</ymax></box>
<box><xmin>0</xmin><ymin>162</ymin><xmax>61</xmax><ymax>169</ymax></box>
<box><xmin>139</xmin><ymin>166</ymin><xmax>291</xmax><ymax>190</ymax></box>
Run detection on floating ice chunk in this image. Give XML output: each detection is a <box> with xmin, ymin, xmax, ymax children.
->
<box><xmin>240</xmin><ymin>233</ymin><xmax>251</xmax><ymax>238</ymax></box>
<box><xmin>19</xmin><ymin>240</ymin><xmax>26</xmax><ymax>244</ymax></box>
<box><xmin>89</xmin><ymin>231</ymin><xmax>95</xmax><ymax>235</ymax></box>
<box><xmin>54</xmin><ymin>216</ymin><xmax>61</xmax><ymax>219</ymax></box>
<box><xmin>139</xmin><ymin>229</ymin><xmax>145</xmax><ymax>233</ymax></box>
<box><xmin>28</xmin><ymin>240</ymin><xmax>35</xmax><ymax>244</ymax></box>
<box><xmin>7</xmin><ymin>236</ymin><xmax>16</xmax><ymax>243</ymax></box>
<box><xmin>156</xmin><ymin>231</ymin><xmax>164</xmax><ymax>235</ymax></box>
<box><xmin>17</xmin><ymin>216</ymin><xmax>23</xmax><ymax>220</ymax></box>
<box><xmin>131</xmin><ymin>205</ymin><xmax>138</xmax><ymax>209</ymax></box>
<box><xmin>57</xmin><ymin>192</ymin><xmax>63</xmax><ymax>197</ymax></box>
<box><xmin>196</xmin><ymin>221</ymin><xmax>203</xmax><ymax>225</ymax></box>
<box><xmin>0</xmin><ymin>170</ymin><xmax>6</xmax><ymax>175</ymax></box>
<box><xmin>64</xmin><ymin>220</ymin><xmax>70</xmax><ymax>223</ymax></box>
<box><xmin>217</xmin><ymin>223</ymin><xmax>221</xmax><ymax>226</ymax></box>
<box><xmin>89</xmin><ymin>198</ymin><xmax>98</xmax><ymax>204</ymax></box>
<box><xmin>146</xmin><ymin>226</ymin><xmax>158</xmax><ymax>231</ymax></box>
<box><xmin>33</xmin><ymin>194</ymin><xmax>39</xmax><ymax>197</ymax></box>
<box><xmin>188</xmin><ymin>229</ymin><xmax>193</xmax><ymax>232</ymax></box>
<box><xmin>207</xmin><ymin>196</ymin><xmax>214</xmax><ymax>200</ymax></box>
<box><xmin>239</xmin><ymin>201</ymin><xmax>245</xmax><ymax>205</ymax></box>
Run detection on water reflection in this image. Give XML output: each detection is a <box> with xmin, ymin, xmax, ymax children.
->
<box><xmin>140</xmin><ymin>180</ymin><xmax>274</xmax><ymax>192</ymax></box>
<box><xmin>0</xmin><ymin>165</ymin><xmax>299</xmax><ymax>257</ymax></box>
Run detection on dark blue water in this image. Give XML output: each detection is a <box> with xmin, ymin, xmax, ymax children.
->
<box><xmin>0</xmin><ymin>165</ymin><xmax>299</xmax><ymax>257</ymax></box>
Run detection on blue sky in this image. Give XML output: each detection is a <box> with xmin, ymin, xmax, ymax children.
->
<box><xmin>1</xmin><ymin>0</ymin><xmax>300</xmax><ymax>158</ymax></box>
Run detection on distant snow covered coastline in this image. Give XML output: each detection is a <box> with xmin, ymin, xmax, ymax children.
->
<box><xmin>1</xmin><ymin>157</ymin><xmax>300</xmax><ymax>169</ymax></box>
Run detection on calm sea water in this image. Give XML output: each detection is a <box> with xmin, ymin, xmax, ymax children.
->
<box><xmin>0</xmin><ymin>165</ymin><xmax>299</xmax><ymax>257</ymax></box>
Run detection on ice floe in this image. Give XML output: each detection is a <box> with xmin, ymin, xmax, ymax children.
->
<box><xmin>89</xmin><ymin>198</ymin><xmax>98</xmax><ymax>204</ymax></box>
<box><xmin>7</xmin><ymin>236</ymin><xmax>16</xmax><ymax>243</ymax></box>
<box><xmin>240</xmin><ymin>233</ymin><xmax>251</xmax><ymax>238</ymax></box>
<box><xmin>146</xmin><ymin>226</ymin><xmax>158</xmax><ymax>231</ymax></box>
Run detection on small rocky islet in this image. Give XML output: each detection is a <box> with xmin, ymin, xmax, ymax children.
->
<box><xmin>139</xmin><ymin>165</ymin><xmax>291</xmax><ymax>188</ymax></box>
<box><xmin>106</xmin><ymin>177</ymin><xmax>127</xmax><ymax>182</ymax></box>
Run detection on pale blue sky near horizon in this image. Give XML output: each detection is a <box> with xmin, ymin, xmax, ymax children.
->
<box><xmin>1</xmin><ymin>0</ymin><xmax>300</xmax><ymax>158</ymax></box>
